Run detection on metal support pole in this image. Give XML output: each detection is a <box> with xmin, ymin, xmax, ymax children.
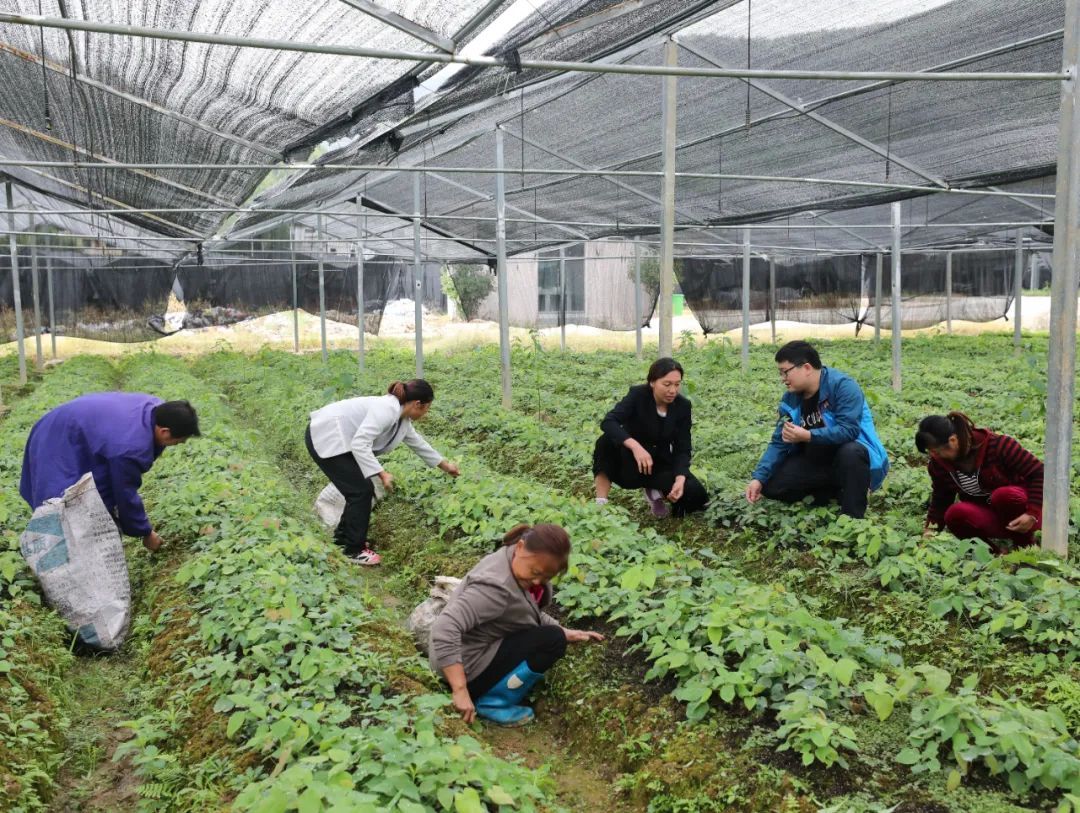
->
<box><xmin>317</xmin><ymin>212</ymin><xmax>327</xmax><ymax>363</ymax></box>
<box><xmin>5</xmin><ymin>181</ymin><xmax>26</xmax><ymax>384</ymax></box>
<box><xmin>290</xmin><ymin>231</ymin><xmax>299</xmax><ymax>353</ymax></box>
<box><xmin>741</xmin><ymin>228</ymin><xmax>751</xmax><ymax>372</ymax></box>
<box><xmin>1030</xmin><ymin>254</ymin><xmax>1041</xmax><ymax>290</ymax></box>
<box><xmin>874</xmin><ymin>252</ymin><xmax>882</xmax><ymax>344</ymax></box>
<box><xmin>1013</xmin><ymin>235</ymin><xmax>1024</xmax><ymax>348</ymax></box>
<box><xmin>494</xmin><ymin>129</ymin><xmax>512</xmax><ymax>409</ymax></box>
<box><xmin>945</xmin><ymin>251</ymin><xmax>953</xmax><ymax>334</ymax></box>
<box><xmin>768</xmin><ymin>257</ymin><xmax>777</xmax><ymax>345</ymax></box>
<box><xmin>29</xmin><ymin>213</ymin><xmax>41</xmax><ymax>369</ymax></box>
<box><xmin>559</xmin><ymin>246</ymin><xmax>567</xmax><ymax>351</ymax></box>
<box><xmin>658</xmin><ymin>37</ymin><xmax>678</xmax><ymax>358</ymax></box>
<box><xmin>1042</xmin><ymin>0</ymin><xmax>1080</xmax><ymax>558</ymax></box>
<box><xmin>633</xmin><ymin>237</ymin><xmax>643</xmax><ymax>360</ymax></box>
<box><xmin>356</xmin><ymin>198</ymin><xmax>365</xmax><ymax>374</ymax></box>
<box><xmin>413</xmin><ymin>172</ymin><xmax>424</xmax><ymax>378</ymax></box>
<box><xmin>46</xmin><ymin>251</ymin><xmax>55</xmax><ymax>358</ymax></box>
<box><xmin>891</xmin><ymin>203</ymin><xmax>902</xmax><ymax>392</ymax></box>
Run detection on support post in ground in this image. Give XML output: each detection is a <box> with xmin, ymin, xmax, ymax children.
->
<box><xmin>891</xmin><ymin>202</ymin><xmax>902</xmax><ymax>392</ymax></box>
<box><xmin>290</xmin><ymin>228</ymin><xmax>299</xmax><ymax>353</ymax></box>
<box><xmin>658</xmin><ymin>37</ymin><xmax>677</xmax><ymax>358</ymax></box>
<box><xmin>317</xmin><ymin>212</ymin><xmax>327</xmax><ymax>363</ymax></box>
<box><xmin>769</xmin><ymin>257</ymin><xmax>776</xmax><ymax>344</ymax></box>
<box><xmin>495</xmin><ymin>129</ymin><xmax>512</xmax><ymax>409</ymax></box>
<box><xmin>874</xmin><ymin>252</ymin><xmax>883</xmax><ymax>344</ymax></box>
<box><xmin>945</xmin><ymin>251</ymin><xmax>953</xmax><ymax>335</ymax></box>
<box><xmin>741</xmin><ymin>228</ymin><xmax>751</xmax><ymax>373</ymax></box>
<box><xmin>356</xmin><ymin>197</ymin><xmax>365</xmax><ymax>374</ymax></box>
<box><xmin>29</xmin><ymin>212</ymin><xmax>42</xmax><ymax>369</ymax></box>
<box><xmin>413</xmin><ymin>172</ymin><xmax>424</xmax><ymax>377</ymax></box>
<box><xmin>559</xmin><ymin>245</ymin><xmax>567</xmax><ymax>351</ymax></box>
<box><xmin>5</xmin><ymin>180</ymin><xmax>26</xmax><ymax>384</ymax></box>
<box><xmin>1013</xmin><ymin>234</ymin><xmax>1024</xmax><ymax>348</ymax></box>
<box><xmin>1042</xmin><ymin>0</ymin><xmax>1080</xmax><ymax>557</ymax></box>
<box><xmin>46</xmin><ymin>250</ymin><xmax>55</xmax><ymax>358</ymax></box>
<box><xmin>633</xmin><ymin>237</ymin><xmax>644</xmax><ymax>359</ymax></box>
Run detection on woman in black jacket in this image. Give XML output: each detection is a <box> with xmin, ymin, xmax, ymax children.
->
<box><xmin>592</xmin><ymin>357</ymin><xmax>708</xmax><ymax>517</ymax></box>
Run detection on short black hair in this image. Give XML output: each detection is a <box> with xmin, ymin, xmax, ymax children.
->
<box><xmin>775</xmin><ymin>341</ymin><xmax>822</xmax><ymax>370</ymax></box>
<box><xmin>154</xmin><ymin>400</ymin><xmax>200</xmax><ymax>438</ymax></box>
<box><xmin>647</xmin><ymin>357</ymin><xmax>684</xmax><ymax>383</ymax></box>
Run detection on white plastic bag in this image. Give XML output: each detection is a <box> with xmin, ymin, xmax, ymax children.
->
<box><xmin>405</xmin><ymin>576</ymin><xmax>462</xmax><ymax>655</ymax></box>
<box><xmin>313</xmin><ymin>478</ymin><xmax>385</xmax><ymax>528</ymax></box>
<box><xmin>19</xmin><ymin>473</ymin><xmax>132</xmax><ymax>651</ymax></box>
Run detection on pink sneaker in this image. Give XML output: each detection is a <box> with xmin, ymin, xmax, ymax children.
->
<box><xmin>348</xmin><ymin>547</ymin><xmax>382</xmax><ymax>566</ymax></box>
<box><xmin>644</xmin><ymin>488</ymin><xmax>670</xmax><ymax>518</ymax></box>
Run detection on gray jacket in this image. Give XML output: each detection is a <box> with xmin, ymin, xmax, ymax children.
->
<box><xmin>429</xmin><ymin>546</ymin><xmax>561</xmax><ymax>680</ymax></box>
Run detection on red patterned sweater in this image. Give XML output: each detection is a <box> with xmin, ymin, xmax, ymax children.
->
<box><xmin>926</xmin><ymin>429</ymin><xmax>1044</xmax><ymax>527</ymax></box>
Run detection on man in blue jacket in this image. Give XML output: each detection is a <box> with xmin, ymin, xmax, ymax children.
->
<box><xmin>20</xmin><ymin>393</ymin><xmax>200</xmax><ymax>551</ymax></box>
<box><xmin>744</xmin><ymin>341</ymin><xmax>887</xmax><ymax>518</ymax></box>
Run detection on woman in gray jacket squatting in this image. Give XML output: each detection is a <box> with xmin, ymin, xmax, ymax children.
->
<box><xmin>430</xmin><ymin>524</ymin><xmax>604</xmax><ymax>726</ymax></box>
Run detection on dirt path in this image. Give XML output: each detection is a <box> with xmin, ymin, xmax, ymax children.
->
<box><xmin>47</xmin><ymin>653</ymin><xmax>142</xmax><ymax>812</ymax></box>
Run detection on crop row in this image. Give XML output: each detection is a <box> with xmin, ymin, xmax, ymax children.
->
<box><xmin>192</xmin><ymin>349</ymin><xmax>1080</xmax><ymax>807</ymax></box>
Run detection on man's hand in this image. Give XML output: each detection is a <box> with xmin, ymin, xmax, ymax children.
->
<box><xmin>439</xmin><ymin>460</ymin><xmax>460</xmax><ymax>477</ymax></box>
<box><xmin>564</xmin><ymin>628</ymin><xmax>605</xmax><ymax>643</ymax></box>
<box><xmin>1005</xmin><ymin>513</ymin><xmax>1037</xmax><ymax>534</ymax></box>
<box><xmin>378</xmin><ymin>470</ymin><xmax>395</xmax><ymax>492</ymax></box>
<box><xmin>667</xmin><ymin>476</ymin><xmax>686</xmax><ymax>502</ymax></box>
<box><xmin>745</xmin><ymin>479</ymin><xmax>763</xmax><ymax>503</ymax></box>
<box><xmin>143</xmin><ymin>531</ymin><xmax>163</xmax><ymax>552</ymax></box>
<box><xmin>781</xmin><ymin>422</ymin><xmax>812</xmax><ymax>444</ymax></box>
<box><xmin>627</xmin><ymin>441</ymin><xmax>653</xmax><ymax>475</ymax></box>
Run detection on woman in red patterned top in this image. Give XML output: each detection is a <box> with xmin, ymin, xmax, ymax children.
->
<box><xmin>914</xmin><ymin>412</ymin><xmax>1043</xmax><ymax>553</ymax></box>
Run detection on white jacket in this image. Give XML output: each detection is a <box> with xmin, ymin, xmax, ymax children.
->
<box><xmin>308</xmin><ymin>394</ymin><xmax>443</xmax><ymax>478</ymax></box>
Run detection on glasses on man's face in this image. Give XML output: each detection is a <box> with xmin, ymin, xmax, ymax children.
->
<box><xmin>778</xmin><ymin>365</ymin><xmax>799</xmax><ymax>380</ymax></box>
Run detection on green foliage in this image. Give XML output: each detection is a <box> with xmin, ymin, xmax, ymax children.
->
<box><xmin>441</xmin><ymin>264</ymin><xmax>495</xmax><ymax>321</ymax></box>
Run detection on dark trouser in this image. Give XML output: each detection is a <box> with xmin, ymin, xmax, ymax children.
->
<box><xmin>944</xmin><ymin>486</ymin><xmax>1037</xmax><ymax>551</ymax></box>
<box><xmin>467</xmin><ymin>625</ymin><xmax>567</xmax><ymax>701</ymax></box>
<box><xmin>305</xmin><ymin>425</ymin><xmax>374</xmax><ymax>555</ymax></box>
<box><xmin>761</xmin><ymin>441</ymin><xmax>870</xmax><ymax>519</ymax></box>
<box><xmin>591</xmin><ymin>436</ymin><xmax>708</xmax><ymax>517</ymax></box>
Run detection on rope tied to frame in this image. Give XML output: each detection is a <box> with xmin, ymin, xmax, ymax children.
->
<box><xmin>884</xmin><ymin>83</ymin><xmax>894</xmax><ymax>180</ymax></box>
<box><xmin>37</xmin><ymin>0</ymin><xmax>51</xmax><ymax>131</ymax></box>
<box><xmin>745</xmin><ymin>0</ymin><xmax>752</xmax><ymax>132</ymax></box>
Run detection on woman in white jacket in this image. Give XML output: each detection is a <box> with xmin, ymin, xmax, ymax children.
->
<box><xmin>305</xmin><ymin>379</ymin><xmax>459</xmax><ymax>565</ymax></box>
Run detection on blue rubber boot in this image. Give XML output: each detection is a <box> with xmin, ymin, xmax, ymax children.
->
<box><xmin>475</xmin><ymin>661</ymin><xmax>544</xmax><ymax>727</ymax></box>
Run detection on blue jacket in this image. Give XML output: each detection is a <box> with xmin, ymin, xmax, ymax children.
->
<box><xmin>19</xmin><ymin>393</ymin><xmax>164</xmax><ymax>537</ymax></box>
<box><xmin>751</xmin><ymin>367</ymin><xmax>889</xmax><ymax>491</ymax></box>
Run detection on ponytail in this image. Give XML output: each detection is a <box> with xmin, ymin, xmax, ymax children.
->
<box><xmin>503</xmin><ymin>523</ymin><xmax>571</xmax><ymax>573</ymax></box>
<box><xmin>387</xmin><ymin>378</ymin><xmax>435</xmax><ymax>405</ymax></box>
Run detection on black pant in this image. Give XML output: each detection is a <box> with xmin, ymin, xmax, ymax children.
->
<box><xmin>761</xmin><ymin>441</ymin><xmax>870</xmax><ymax>518</ymax></box>
<box><xmin>467</xmin><ymin>625</ymin><xmax>567</xmax><ymax>700</ymax></box>
<box><xmin>592</xmin><ymin>436</ymin><xmax>708</xmax><ymax>517</ymax></box>
<box><xmin>305</xmin><ymin>425</ymin><xmax>375</xmax><ymax>555</ymax></box>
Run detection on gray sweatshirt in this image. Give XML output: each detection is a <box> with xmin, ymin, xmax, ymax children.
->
<box><xmin>429</xmin><ymin>545</ymin><xmax>561</xmax><ymax>680</ymax></box>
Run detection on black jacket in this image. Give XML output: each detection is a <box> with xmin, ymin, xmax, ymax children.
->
<box><xmin>600</xmin><ymin>385</ymin><xmax>693</xmax><ymax>476</ymax></box>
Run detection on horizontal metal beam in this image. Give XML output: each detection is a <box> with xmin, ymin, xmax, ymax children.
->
<box><xmin>0</xmin><ymin>159</ymin><xmax>1055</xmax><ymax>200</ymax></box>
<box><xmin>0</xmin><ymin>14</ymin><xmax>1068</xmax><ymax>82</ymax></box>
<box><xmin>336</xmin><ymin>0</ymin><xmax>455</xmax><ymax>52</ymax></box>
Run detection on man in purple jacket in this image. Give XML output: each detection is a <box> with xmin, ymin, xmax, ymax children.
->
<box><xmin>20</xmin><ymin>393</ymin><xmax>200</xmax><ymax>551</ymax></box>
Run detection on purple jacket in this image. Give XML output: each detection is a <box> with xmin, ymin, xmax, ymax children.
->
<box><xmin>19</xmin><ymin>392</ymin><xmax>165</xmax><ymax>537</ymax></box>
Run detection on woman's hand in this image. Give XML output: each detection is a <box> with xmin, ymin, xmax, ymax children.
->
<box><xmin>1005</xmin><ymin>513</ymin><xmax>1037</xmax><ymax>533</ymax></box>
<box><xmin>563</xmin><ymin>628</ymin><xmax>605</xmax><ymax>644</ymax></box>
<box><xmin>921</xmin><ymin>524</ymin><xmax>937</xmax><ymax>540</ymax></box>
<box><xmin>626</xmin><ymin>441</ymin><xmax>653</xmax><ymax>475</ymax></box>
<box><xmin>667</xmin><ymin>476</ymin><xmax>686</xmax><ymax>502</ymax></box>
<box><xmin>439</xmin><ymin>460</ymin><xmax>460</xmax><ymax>477</ymax></box>
<box><xmin>143</xmin><ymin>530</ymin><xmax>163</xmax><ymax>552</ymax></box>
<box><xmin>378</xmin><ymin>470</ymin><xmax>395</xmax><ymax>492</ymax></box>
<box><xmin>451</xmin><ymin>686</ymin><xmax>476</xmax><ymax>723</ymax></box>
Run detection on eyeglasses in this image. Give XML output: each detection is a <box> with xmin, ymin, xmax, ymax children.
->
<box><xmin>778</xmin><ymin>365</ymin><xmax>799</xmax><ymax>379</ymax></box>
